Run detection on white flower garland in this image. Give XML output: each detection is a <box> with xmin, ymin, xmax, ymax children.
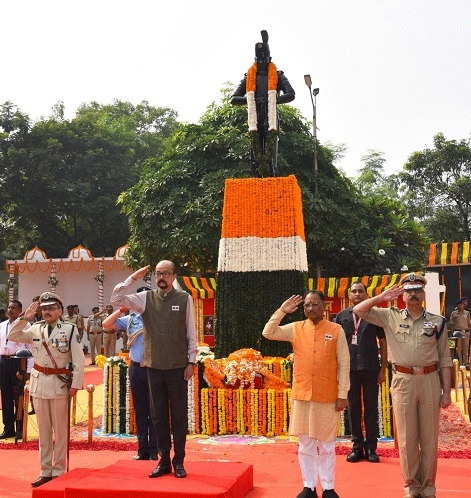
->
<box><xmin>377</xmin><ymin>387</ymin><xmax>384</xmax><ymax>437</ymax></box>
<box><xmin>115</xmin><ymin>362</ymin><xmax>120</xmax><ymax>433</ymax></box>
<box><xmin>187</xmin><ymin>376</ymin><xmax>195</xmax><ymax>434</ymax></box>
<box><xmin>218</xmin><ymin>236</ymin><xmax>308</xmax><ymax>272</ymax></box>
<box><xmin>102</xmin><ymin>362</ymin><xmax>109</xmax><ymax>432</ymax></box>
<box><xmin>126</xmin><ymin>371</ymin><xmax>131</xmax><ymax>435</ymax></box>
<box><xmin>267</xmin><ymin>90</ymin><xmax>277</xmax><ymax>131</ymax></box>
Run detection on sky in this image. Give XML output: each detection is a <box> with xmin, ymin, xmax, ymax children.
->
<box><xmin>3</xmin><ymin>0</ymin><xmax>471</xmax><ymax>178</ymax></box>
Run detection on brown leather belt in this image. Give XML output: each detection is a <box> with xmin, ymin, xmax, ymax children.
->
<box><xmin>34</xmin><ymin>363</ymin><xmax>71</xmax><ymax>375</ymax></box>
<box><xmin>394</xmin><ymin>364</ymin><xmax>438</xmax><ymax>375</ymax></box>
<box><xmin>103</xmin><ymin>330</ymin><xmax>115</xmax><ymax>334</ymax></box>
<box><xmin>88</xmin><ymin>331</ymin><xmax>103</xmax><ymax>335</ymax></box>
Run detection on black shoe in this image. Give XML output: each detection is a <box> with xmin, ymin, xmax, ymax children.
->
<box><xmin>133</xmin><ymin>454</ymin><xmax>149</xmax><ymax>460</ymax></box>
<box><xmin>28</xmin><ymin>408</ymin><xmax>35</xmax><ymax>415</ymax></box>
<box><xmin>296</xmin><ymin>487</ymin><xmax>318</xmax><ymax>498</ymax></box>
<box><xmin>173</xmin><ymin>463</ymin><xmax>187</xmax><ymax>478</ymax></box>
<box><xmin>366</xmin><ymin>449</ymin><xmax>380</xmax><ymax>463</ymax></box>
<box><xmin>0</xmin><ymin>430</ymin><xmax>15</xmax><ymax>439</ymax></box>
<box><xmin>346</xmin><ymin>449</ymin><xmax>364</xmax><ymax>462</ymax></box>
<box><xmin>149</xmin><ymin>464</ymin><xmax>172</xmax><ymax>478</ymax></box>
<box><xmin>31</xmin><ymin>476</ymin><xmax>53</xmax><ymax>487</ymax></box>
<box><xmin>149</xmin><ymin>453</ymin><xmax>158</xmax><ymax>460</ymax></box>
<box><xmin>322</xmin><ymin>490</ymin><xmax>340</xmax><ymax>498</ymax></box>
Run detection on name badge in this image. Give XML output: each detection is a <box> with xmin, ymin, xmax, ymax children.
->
<box><xmin>351</xmin><ymin>335</ymin><xmax>358</xmax><ymax>345</ymax></box>
<box><xmin>325</xmin><ymin>334</ymin><xmax>333</xmax><ymax>341</ymax></box>
<box><xmin>172</xmin><ymin>306</ymin><xmax>180</xmax><ymax>311</ymax></box>
<box><xmin>423</xmin><ymin>322</ymin><xmax>432</xmax><ymax>328</ymax></box>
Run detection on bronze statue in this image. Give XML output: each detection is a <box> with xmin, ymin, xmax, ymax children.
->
<box><xmin>231</xmin><ymin>30</ymin><xmax>295</xmax><ymax>177</ymax></box>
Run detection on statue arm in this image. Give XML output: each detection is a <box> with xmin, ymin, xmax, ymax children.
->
<box><xmin>276</xmin><ymin>71</ymin><xmax>295</xmax><ymax>104</ymax></box>
<box><xmin>231</xmin><ymin>76</ymin><xmax>248</xmax><ymax>106</ymax></box>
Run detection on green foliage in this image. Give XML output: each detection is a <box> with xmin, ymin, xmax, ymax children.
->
<box><xmin>215</xmin><ymin>271</ymin><xmax>306</xmax><ymax>358</ymax></box>
<box><xmin>0</xmin><ymin>100</ymin><xmax>179</xmax><ymax>258</ymax></box>
<box><xmin>120</xmin><ymin>88</ymin><xmax>427</xmax><ymax>277</ymax></box>
<box><xmin>399</xmin><ymin>132</ymin><xmax>471</xmax><ymax>242</ymax></box>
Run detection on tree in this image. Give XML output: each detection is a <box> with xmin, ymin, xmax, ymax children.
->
<box><xmin>120</xmin><ymin>87</ymin><xmax>426</xmax><ymax>276</ymax></box>
<box><xmin>350</xmin><ymin>150</ymin><xmax>428</xmax><ymax>275</ymax></box>
<box><xmin>0</xmin><ymin>100</ymin><xmax>179</xmax><ymax>258</ymax></box>
<box><xmin>399</xmin><ymin>133</ymin><xmax>471</xmax><ymax>242</ymax></box>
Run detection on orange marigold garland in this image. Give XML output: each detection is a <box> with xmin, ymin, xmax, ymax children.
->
<box><xmin>203</xmin><ymin>357</ymin><xmax>226</xmax><ymax>388</ymax></box>
<box><xmin>260</xmin><ymin>367</ymin><xmax>290</xmax><ymax>390</ymax></box>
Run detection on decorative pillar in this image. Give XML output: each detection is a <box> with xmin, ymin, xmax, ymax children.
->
<box><xmin>8</xmin><ymin>264</ymin><xmax>16</xmax><ymax>302</ymax></box>
<box><xmin>48</xmin><ymin>264</ymin><xmax>58</xmax><ymax>292</ymax></box>
<box><xmin>95</xmin><ymin>261</ymin><xmax>105</xmax><ymax>309</ymax></box>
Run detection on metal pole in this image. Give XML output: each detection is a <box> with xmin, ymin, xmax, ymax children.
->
<box><xmin>66</xmin><ymin>395</ymin><xmax>71</xmax><ymax>472</ymax></box>
<box><xmin>87</xmin><ymin>384</ymin><xmax>95</xmax><ymax>444</ymax></box>
<box><xmin>304</xmin><ymin>75</ymin><xmax>319</xmax><ymax>195</ymax></box>
<box><xmin>312</xmin><ymin>89</ymin><xmax>319</xmax><ymax>196</ymax></box>
<box><xmin>304</xmin><ymin>76</ymin><xmax>322</xmax><ymax>278</ymax></box>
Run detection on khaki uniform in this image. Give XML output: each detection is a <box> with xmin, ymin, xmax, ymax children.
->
<box><xmin>86</xmin><ymin>316</ymin><xmax>103</xmax><ymax>363</ymax></box>
<box><xmin>102</xmin><ymin>313</ymin><xmax>117</xmax><ymax>358</ymax></box>
<box><xmin>362</xmin><ymin>306</ymin><xmax>452</xmax><ymax>498</ymax></box>
<box><xmin>9</xmin><ymin>319</ymin><xmax>84</xmax><ymax>477</ymax></box>
<box><xmin>449</xmin><ymin>308</ymin><xmax>470</xmax><ymax>366</ymax></box>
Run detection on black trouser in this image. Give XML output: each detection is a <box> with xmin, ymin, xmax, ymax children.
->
<box><xmin>129</xmin><ymin>362</ymin><xmax>157</xmax><ymax>456</ymax></box>
<box><xmin>0</xmin><ymin>357</ymin><xmax>21</xmax><ymax>433</ymax></box>
<box><xmin>147</xmin><ymin>367</ymin><xmax>188</xmax><ymax>466</ymax></box>
<box><xmin>348</xmin><ymin>369</ymin><xmax>379</xmax><ymax>452</ymax></box>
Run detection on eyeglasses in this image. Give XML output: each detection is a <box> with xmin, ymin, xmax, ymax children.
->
<box><xmin>155</xmin><ymin>271</ymin><xmax>174</xmax><ymax>278</ymax></box>
<box><xmin>303</xmin><ymin>303</ymin><xmax>322</xmax><ymax>309</ymax></box>
<box><xmin>41</xmin><ymin>306</ymin><xmax>61</xmax><ymax>312</ymax></box>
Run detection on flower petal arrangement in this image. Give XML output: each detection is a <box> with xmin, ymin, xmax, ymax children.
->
<box><xmin>215</xmin><ymin>175</ymin><xmax>308</xmax><ymax>359</ymax></box>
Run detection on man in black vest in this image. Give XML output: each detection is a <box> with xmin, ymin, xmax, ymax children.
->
<box><xmin>110</xmin><ymin>260</ymin><xmax>198</xmax><ymax>479</ymax></box>
<box><xmin>335</xmin><ymin>282</ymin><xmax>387</xmax><ymax>464</ymax></box>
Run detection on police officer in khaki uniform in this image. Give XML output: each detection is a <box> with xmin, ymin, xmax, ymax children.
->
<box><xmin>353</xmin><ymin>273</ymin><xmax>452</xmax><ymax>498</ymax></box>
<box><xmin>86</xmin><ymin>306</ymin><xmax>104</xmax><ymax>365</ymax></box>
<box><xmin>8</xmin><ymin>292</ymin><xmax>85</xmax><ymax>488</ymax></box>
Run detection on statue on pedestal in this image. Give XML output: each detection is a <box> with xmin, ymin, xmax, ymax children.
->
<box><xmin>231</xmin><ymin>30</ymin><xmax>295</xmax><ymax>177</ymax></box>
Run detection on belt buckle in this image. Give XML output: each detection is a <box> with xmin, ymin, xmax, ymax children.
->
<box><xmin>43</xmin><ymin>366</ymin><xmax>50</xmax><ymax>374</ymax></box>
<box><xmin>412</xmin><ymin>366</ymin><xmax>424</xmax><ymax>375</ymax></box>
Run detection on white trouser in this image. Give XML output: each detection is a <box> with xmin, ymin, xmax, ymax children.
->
<box><xmin>298</xmin><ymin>434</ymin><xmax>336</xmax><ymax>491</ymax></box>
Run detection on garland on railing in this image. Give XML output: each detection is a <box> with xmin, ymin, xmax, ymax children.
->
<box><xmin>101</xmin><ymin>355</ymin><xmax>131</xmax><ymax>434</ymax></box>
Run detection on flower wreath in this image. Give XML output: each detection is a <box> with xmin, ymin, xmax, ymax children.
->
<box><xmin>246</xmin><ymin>62</ymin><xmax>278</xmax><ymax>176</ymax></box>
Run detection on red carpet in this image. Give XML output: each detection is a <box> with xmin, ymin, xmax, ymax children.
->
<box><xmin>32</xmin><ymin>461</ymin><xmax>253</xmax><ymax>498</ymax></box>
<box><xmin>0</xmin><ymin>364</ymin><xmax>469</xmax><ymax>497</ymax></box>
<box><xmin>82</xmin><ymin>364</ymin><xmax>104</xmax><ymax>386</ymax></box>
<box><xmin>1</xmin><ymin>440</ymin><xmax>470</xmax><ymax>498</ymax></box>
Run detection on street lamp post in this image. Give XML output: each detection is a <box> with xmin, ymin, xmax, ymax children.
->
<box><xmin>304</xmin><ymin>75</ymin><xmax>319</xmax><ymax>195</ymax></box>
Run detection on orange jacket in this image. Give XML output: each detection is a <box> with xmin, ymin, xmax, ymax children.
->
<box><xmin>291</xmin><ymin>319</ymin><xmax>341</xmax><ymax>403</ymax></box>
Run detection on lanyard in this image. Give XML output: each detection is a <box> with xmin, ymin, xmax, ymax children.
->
<box><xmin>353</xmin><ymin>314</ymin><xmax>362</xmax><ymax>336</ymax></box>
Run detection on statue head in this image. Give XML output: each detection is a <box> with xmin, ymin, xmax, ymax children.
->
<box><xmin>255</xmin><ymin>30</ymin><xmax>271</xmax><ymax>66</ymax></box>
